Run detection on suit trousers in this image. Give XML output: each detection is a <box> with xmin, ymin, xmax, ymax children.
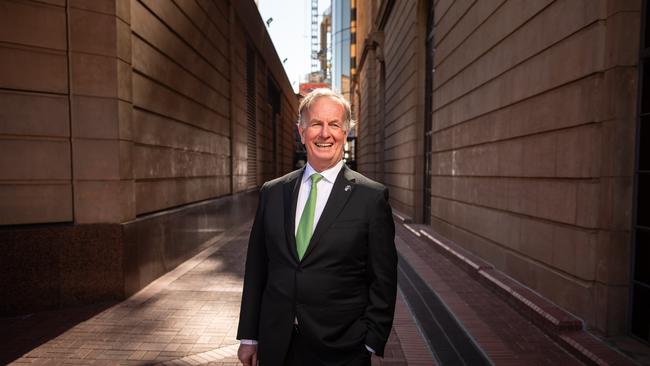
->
<box><xmin>282</xmin><ymin>325</ymin><xmax>371</xmax><ymax>366</ymax></box>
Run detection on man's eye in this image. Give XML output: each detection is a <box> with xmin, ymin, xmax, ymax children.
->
<box><xmin>330</xmin><ymin>124</ymin><xmax>340</xmax><ymax>129</ymax></box>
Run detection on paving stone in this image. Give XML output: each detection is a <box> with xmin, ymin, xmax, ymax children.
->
<box><xmin>6</xmin><ymin>195</ymin><xmax>639</xmax><ymax>366</ymax></box>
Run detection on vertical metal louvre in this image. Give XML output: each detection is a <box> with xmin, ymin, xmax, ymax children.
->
<box><xmin>267</xmin><ymin>77</ymin><xmax>281</xmax><ymax>178</ymax></box>
<box><xmin>423</xmin><ymin>0</ymin><xmax>434</xmax><ymax>225</ymax></box>
<box><xmin>631</xmin><ymin>0</ymin><xmax>650</xmax><ymax>345</ymax></box>
<box><xmin>246</xmin><ymin>44</ymin><xmax>257</xmax><ymax>189</ymax></box>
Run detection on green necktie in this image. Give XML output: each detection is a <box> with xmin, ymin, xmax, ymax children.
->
<box><xmin>296</xmin><ymin>173</ymin><xmax>323</xmax><ymax>260</ymax></box>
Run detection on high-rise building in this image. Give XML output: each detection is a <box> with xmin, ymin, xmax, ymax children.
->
<box><xmin>331</xmin><ymin>0</ymin><xmax>351</xmax><ymax>100</ymax></box>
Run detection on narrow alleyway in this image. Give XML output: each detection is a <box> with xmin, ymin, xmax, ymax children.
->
<box><xmin>0</xmin><ymin>193</ymin><xmax>638</xmax><ymax>366</ymax></box>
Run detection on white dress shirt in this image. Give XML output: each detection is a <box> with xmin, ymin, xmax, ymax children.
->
<box><xmin>294</xmin><ymin>160</ymin><xmax>344</xmax><ymax>235</ymax></box>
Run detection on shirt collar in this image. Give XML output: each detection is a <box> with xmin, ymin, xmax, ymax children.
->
<box><xmin>303</xmin><ymin>160</ymin><xmax>345</xmax><ymax>184</ymax></box>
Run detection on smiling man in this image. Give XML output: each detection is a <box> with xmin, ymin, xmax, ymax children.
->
<box><xmin>237</xmin><ymin>88</ymin><xmax>397</xmax><ymax>366</ymax></box>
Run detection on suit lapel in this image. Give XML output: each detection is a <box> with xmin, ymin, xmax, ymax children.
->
<box><xmin>284</xmin><ymin>167</ymin><xmax>305</xmax><ymax>262</ymax></box>
<box><xmin>302</xmin><ymin>165</ymin><xmax>356</xmax><ymax>261</ymax></box>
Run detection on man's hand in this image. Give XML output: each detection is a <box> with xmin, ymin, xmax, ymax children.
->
<box><xmin>238</xmin><ymin>343</ymin><xmax>258</xmax><ymax>366</ymax></box>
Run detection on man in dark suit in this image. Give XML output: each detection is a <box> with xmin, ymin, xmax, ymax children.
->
<box><xmin>237</xmin><ymin>88</ymin><xmax>397</xmax><ymax>366</ymax></box>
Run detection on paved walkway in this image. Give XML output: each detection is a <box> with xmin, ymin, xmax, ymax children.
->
<box><xmin>0</xmin><ymin>196</ymin><xmax>431</xmax><ymax>366</ymax></box>
<box><xmin>396</xmin><ymin>224</ymin><xmax>580</xmax><ymax>365</ymax></box>
<box><xmin>3</xmin><ymin>221</ymin><xmax>251</xmax><ymax>366</ymax></box>
<box><xmin>1</xmin><ymin>193</ymin><xmax>644</xmax><ymax>365</ymax></box>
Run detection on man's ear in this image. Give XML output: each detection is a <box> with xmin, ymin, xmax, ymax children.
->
<box><xmin>298</xmin><ymin>127</ymin><xmax>305</xmax><ymax>144</ymax></box>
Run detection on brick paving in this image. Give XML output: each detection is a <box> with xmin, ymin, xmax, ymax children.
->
<box><xmin>2</xmin><ymin>197</ymin><xmax>641</xmax><ymax>365</ymax></box>
<box><xmin>1</xmin><ymin>213</ymin><xmax>431</xmax><ymax>366</ymax></box>
<box><xmin>3</xmin><ymin>222</ymin><xmax>252</xmax><ymax>366</ymax></box>
<box><xmin>395</xmin><ymin>223</ymin><xmax>584</xmax><ymax>365</ymax></box>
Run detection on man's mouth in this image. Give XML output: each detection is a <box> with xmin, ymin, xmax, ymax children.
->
<box><xmin>315</xmin><ymin>143</ymin><xmax>333</xmax><ymax>148</ymax></box>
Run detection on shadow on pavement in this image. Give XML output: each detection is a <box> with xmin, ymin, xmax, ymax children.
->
<box><xmin>0</xmin><ymin>301</ymin><xmax>117</xmax><ymax>364</ymax></box>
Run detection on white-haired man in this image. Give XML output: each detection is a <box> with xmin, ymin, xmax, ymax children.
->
<box><xmin>237</xmin><ymin>89</ymin><xmax>397</xmax><ymax>366</ymax></box>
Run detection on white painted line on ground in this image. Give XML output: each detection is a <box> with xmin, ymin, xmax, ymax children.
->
<box><xmin>404</xmin><ymin>224</ymin><xmax>421</xmax><ymax>237</ymax></box>
<box><xmin>419</xmin><ymin>229</ymin><xmax>480</xmax><ymax>270</ymax></box>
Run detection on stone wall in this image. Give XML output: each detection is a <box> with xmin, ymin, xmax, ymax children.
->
<box><xmin>429</xmin><ymin>0</ymin><xmax>639</xmax><ymax>336</ymax></box>
<box><xmin>131</xmin><ymin>0</ymin><xmax>232</xmax><ymax>215</ymax></box>
<box><xmin>0</xmin><ymin>0</ymin><xmax>298</xmax><ymax>313</ymax></box>
<box><xmin>1</xmin><ymin>0</ymin><xmax>76</xmax><ymax>225</ymax></box>
<box><xmin>354</xmin><ymin>0</ymin><xmax>425</xmax><ymax>217</ymax></box>
<box><xmin>0</xmin><ymin>0</ymin><xmax>297</xmax><ymax>226</ymax></box>
<box><xmin>352</xmin><ymin>0</ymin><xmax>641</xmax><ymax>336</ymax></box>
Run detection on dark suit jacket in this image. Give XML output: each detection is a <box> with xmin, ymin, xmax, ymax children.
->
<box><xmin>237</xmin><ymin>165</ymin><xmax>397</xmax><ymax>366</ymax></box>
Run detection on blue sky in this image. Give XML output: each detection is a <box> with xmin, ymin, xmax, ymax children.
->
<box><xmin>257</xmin><ymin>0</ymin><xmax>331</xmax><ymax>92</ymax></box>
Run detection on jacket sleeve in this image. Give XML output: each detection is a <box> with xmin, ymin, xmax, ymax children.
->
<box><xmin>363</xmin><ymin>187</ymin><xmax>397</xmax><ymax>356</ymax></box>
<box><xmin>236</xmin><ymin>185</ymin><xmax>269</xmax><ymax>340</ymax></box>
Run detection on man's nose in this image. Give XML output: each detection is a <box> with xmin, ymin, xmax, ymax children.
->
<box><xmin>319</xmin><ymin>125</ymin><xmax>331</xmax><ymax>137</ymax></box>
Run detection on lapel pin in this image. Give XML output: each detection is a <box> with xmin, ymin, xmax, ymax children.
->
<box><xmin>345</xmin><ymin>185</ymin><xmax>351</xmax><ymax>192</ymax></box>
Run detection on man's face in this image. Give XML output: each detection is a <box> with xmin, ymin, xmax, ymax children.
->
<box><xmin>299</xmin><ymin>97</ymin><xmax>348</xmax><ymax>172</ymax></box>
